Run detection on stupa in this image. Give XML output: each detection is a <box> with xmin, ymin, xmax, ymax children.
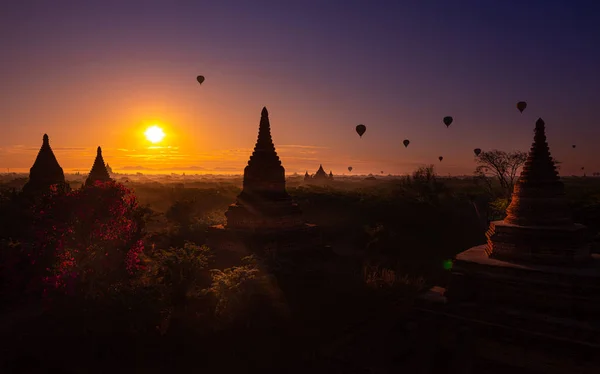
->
<box><xmin>85</xmin><ymin>146</ymin><xmax>112</xmax><ymax>186</ymax></box>
<box><xmin>22</xmin><ymin>134</ymin><xmax>67</xmax><ymax>196</ymax></box>
<box><xmin>208</xmin><ymin>107</ymin><xmax>320</xmax><ymax>258</ymax></box>
<box><xmin>306</xmin><ymin>164</ymin><xmax>331</xmax><ymax>185</ymax></box>
<box><xmin>411</xmin><ymin>118</ymin><xmax>600</xmax><ymax>372</ymax></box>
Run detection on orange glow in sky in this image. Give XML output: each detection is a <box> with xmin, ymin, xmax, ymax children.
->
<box><xmin>1</xmin><ymin>2</ymin><xmax>598</xmax><ymax>176</ymax></box>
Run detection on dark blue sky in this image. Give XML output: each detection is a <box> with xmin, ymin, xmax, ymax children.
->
<box><xmin>1</xmin><ymin>0</ymin><xmax>599</xmax><ymax>175</ymax></box>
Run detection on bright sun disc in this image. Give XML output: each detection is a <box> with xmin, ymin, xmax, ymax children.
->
<box><xmin>145</xmin><ymin>125</ymin><xmax>165</xmax><ymax>143</ymax></box>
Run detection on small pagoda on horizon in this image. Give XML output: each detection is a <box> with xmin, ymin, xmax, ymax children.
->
<box><xmin>85</xmin><ymin>146</ymin><xmax>112</xmax><ymax>187</ymax></box>
<box><xmin>305</xmin><ymin>164</ymin><xmax>333</xmax><ymax>185</ymax></box>
<box><xmin>22</xmin><ymin>134</ymin><xmax>68</xmax><ymax>196</ymax></box>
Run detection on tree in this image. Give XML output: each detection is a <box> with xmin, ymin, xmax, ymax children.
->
<box><xmin>474</xmin><ymin>150</ymin><xmax>527</xmax><ymax>198</ymax></box>
<box><xmin>37</xmin><ymin>180</ymin><xmax>149</xmax><ymax>299</ymax></box>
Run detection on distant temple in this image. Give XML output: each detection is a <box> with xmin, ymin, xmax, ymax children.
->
<box><xmin>304</xmin><ymin>165</ymin><xmax>333</xmax><ymax>185</ymax></box>
<box><xmin>413</xmin><ymin>118</ymin><xmax>600</xmax><ymax>372</ymax></box>
<box><xmin>22</xmin><ymin>134</ymin><xmax>68</xmax><ymax>196</ymax></box>
<box><xmin>106</xmin><ymin>163</ymin><xmax>113</xmax><ymax>175</ymax></box>
<box><xmin>85</xmin><ymin>146</ymin><xmax>112</xmax><ymax>187</ymax></box>
<box><xmin>208</xmin><ymin>107</ymin><xmax>320</xmax><ymax>260</ymax></box>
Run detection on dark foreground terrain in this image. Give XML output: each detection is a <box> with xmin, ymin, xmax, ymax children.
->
<box><xmin>1</xmin><ymin>172</ymin><xmax>599</xmax><ymax>373</ymax></box>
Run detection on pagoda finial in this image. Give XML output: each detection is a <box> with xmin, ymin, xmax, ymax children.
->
<box><xmin>262</xmin><ymin>107</ymin><xmax>268</xmax><ymax>117</ymax></box>
<box><xmin>536</xmin><ymin>117</ymin><xmax>544</xmax><ymax>130</ymax></box>
<box><xmin>43</xmin><ymin>134</ymin><xmax>49</xmax><ymax>146</ymax></box>
<box><xmin>97</xmin><ymin>146</ymin><xmax>102</xmax><ymax>155</ymax></box>
<box><xmin>503</xmin><ymin>118</ymin><xmax>572</xmax><ymax>226</ymax></box>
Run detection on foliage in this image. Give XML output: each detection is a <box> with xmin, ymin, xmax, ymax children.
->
<box><xmin>474</xmin><ymin>150</ymin><xmax>527</xmax><ymax>198</ymax></box>
<box><xmin>35</xmin><ymin>181</ymin><xmax>148</xmax><ymax>300</ymax></box>
<box><xmin>138</xmin><ymin>242</ymin><xmax>213</xmax><ymax>306</ymax></box>
<box><xmin>208</xmin><ymin>255</ymin><xmax>280</xmax><ymax>328</ymax></box>
<box><xmin>363</xmin><ymin>264</ymin><xmax>425</xmax><ymax>294</ymax></box>
<box><xmin>489</xmin><ymin>198</ymin><xmax>510</xmax><ymax>221</ymax></box>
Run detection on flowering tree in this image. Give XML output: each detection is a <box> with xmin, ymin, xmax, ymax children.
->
<box><xmin>34</xmin><ymin>181</ymin><xmax>149</xmax><ymax>300</ymax></box>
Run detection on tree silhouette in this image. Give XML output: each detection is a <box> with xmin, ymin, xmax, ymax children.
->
<box><xmin>474</xmin><ymin>150</ymin><xmax>527</xmax><ymax>198</ymax></box>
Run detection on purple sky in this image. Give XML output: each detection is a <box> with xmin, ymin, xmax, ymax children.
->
<box><xmin>1</xmin><ymin>0</ymin><xmax>599</xmax><ymax>175</ymax></box>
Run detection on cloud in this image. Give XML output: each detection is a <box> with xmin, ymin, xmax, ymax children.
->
<box><xmin>119</xmin><ymin>165</ymin><xmax>208</xmax><ymax>171</ymax></box>
<box><xmin>278</xmin><ymin>145</ymin><xmax>329</xmax><ymax>150</ymax></box>
<box><xmin>167</xmin><ymin>165</ymin><xmax>207</xmax><ymax>171</ymax></box>
<box><xmin>213</xmin><ymin>166</ymin><xmax>241</xmax><ymax>171</ymax></box>
<box><xmin>120</xmin><ymin>165</ymin><xmax>155</xmax><ymax>170</ymax></box>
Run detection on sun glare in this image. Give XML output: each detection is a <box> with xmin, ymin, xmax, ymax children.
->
<box><xmin>145</xmin><ymin>125</ymin><xmax>165</xmax><ymax>144</ymax></box>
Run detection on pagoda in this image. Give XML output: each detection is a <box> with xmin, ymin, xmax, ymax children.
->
<box><xmin>208</xmin><ymin>107</ymin><xmax>320</xmax><ymax>259</ymax></box>
<box><xmin>306</xmin><ymin>164</ymin><xmax>332</xmax><ymax>185</ymax></box>
<box><xmin>303</xmin><ymin>171</ymin><xmax>310</xmax><ymax>182</ymax></box>
<box><xmin>85</xmin><ymin>146</ymin><xmax>112</xmax><ymax>187</ymax></box>
<box><xmin>22</xmin><ymin>134</ymin><xmax>68</xmax><ymax>196</ymax></box>
<box><xmin>411</xmin><ymin>118</ymin><xmax>600</xmax><ymax>372</ymax></box>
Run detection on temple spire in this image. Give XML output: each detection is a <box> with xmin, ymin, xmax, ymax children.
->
<box><xmin>85</xmin><ymin>146</ymin><xmax>112</xmax><ymax>186</ymax></box>
<box><xmin>242</xmin><ymin>107</ymin><xmax>286</xmax><ymax>196</ymax></box>
<box><xmin>504</xmin><ymin>118</ymin><xmax>572</xmax><ymax>226</ymax></box>
<box><xmin>22</xmin><ymin>133</ymin><xmax>66</xmax><ymax>195</ymax></box>
<box><xmin>218</xmin><ymin>106</ymin><xmax>306</xmax><ymax>232</ymax></box>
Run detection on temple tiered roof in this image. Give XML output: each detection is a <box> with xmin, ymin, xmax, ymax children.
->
<box><xmin>85</xmin><ymin>146</ymin><xmax>112</xmax><ymax>186</ymax></box>
<box><xmin>22</xmin><ymin>134</ymin><xmax>66</xmax><ymax>194</ymax></box>
<box><xmin>224</xmin><ymin>107</ymin><xmax>305</xmax><ymax>231</ymax></box>
<box><xmin>240</xmin><ymin>107</ymin><xmax>288</xmax><ymax>200</ymax></box>
<box><xmin>504</xmin><ymin>118</ymin><xmax>572</xmax><ymax>226</ymax></box>
<box><xmin>485</xmin><ymin>118</ymin><xmax>590</xmax><ymax>264</ymax></box>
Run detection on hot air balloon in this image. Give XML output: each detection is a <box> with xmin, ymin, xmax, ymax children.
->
<box><xmin>403</xmin><ymin>139</ymin><xmax>410</xmax><ymax>148</ymax></box>
<box><xmin>380</xmin><ymin>171</ymin><xmax>384</xmax><ymax>174</ymax></box>
<box><xmin>439</xmin><ymin>156</ymin><xmax>443</xmax><ymax>162</ymax></box>
<box><xmin>197</xmin><ymin>75</ymin><xmax>205</xmax><ymax>84</ymax></box>
<box><xmin>356</xmin><ymin>124</ymin><xmax>366</xmax><ymax>138</ymax></box>
<box><xmin>572</xmin><ymin>145</ymin><xmax>576</xmax><ymax>149</ymax></box>
<box><xmin>443</xmin><ymin>116</ymin><xmax>453</xmax><ymax>127</ymax></box>
<box><xmin>581</xmin><ymin>167</ymin><xmax>585</xmax><ymax>170</ymax></box>
<box><xmin>474</xmin><ymin>148</ymin><xmax>482</xmax><ymax>156</ymax></box>
<box><xmin>516</xmin><ymin>101</ymin><xmax>527</xmax><ymax>113</ymax></box>
<box><xmin>348</xmin><ymin>166</ymin><xmax>353</xmax><ymax>172</ymax></box>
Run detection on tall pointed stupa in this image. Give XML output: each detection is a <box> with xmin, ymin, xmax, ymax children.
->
<box><xmin>485</xmin><ymin>118</ymin><xmax>589</xmax><ymax>264</ymax></box>
<box><xmin>22</xmin><ymin>134</ymin><xmax>66</xmax><ymax>195</ymax></box>
<box><xmin>224</xmin><ymin>107</ymin><xmax>305</xmax><ymax>231</ymax></box>
<box><xmin>416</xmin><ymin>120</ymin><xmax>600</xmax><ymax>373</ymax></box>
<box><xmin>85</xmin><ymin>146</ymin><xmax>112</xmax><ymax>186</ymax></box>
<box><xmin>208</xmin><ymin>107</ymin><xmax>320</xmax><ymax>258</ymax></box>
<box><xmin>503</xmin><ymin>118</ymin><xmax>572</xmax><ymax>227</ymax></box>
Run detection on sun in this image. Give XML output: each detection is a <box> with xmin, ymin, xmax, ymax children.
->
<box><xmin>144</xmin><ymin>125</ymin><xmax>165</xmax><ymax>144</ymax></box>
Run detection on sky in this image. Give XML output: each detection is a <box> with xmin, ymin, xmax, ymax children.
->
<box><xmin>1</xmin><ymin>0</ymin><xmax>599</xmax><ymax>176</ymax></box>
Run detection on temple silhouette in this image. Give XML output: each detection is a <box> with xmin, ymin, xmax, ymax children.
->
<box><xmin>208</xmin><ymin>107</ymin><xmax>321</xmax><ymax>260</ymax></box>
<box><xmin>85</xmin><ymin>147</ymin><xmax>112</xmax><ymax>186</ymax></box>
<box><xmin>415</xmin><ymin>118</ymin><xmax>600</xmax><ymax>372</ymax></box>
<box><xmin>304</xmin><ymin>164</ymin><xmax>334</xmax><ymax>185</ymax></box>
<box><xmin>22</xmin><ymin>134</ymin><xmax>68</xmax><ymax>196</ymax></box>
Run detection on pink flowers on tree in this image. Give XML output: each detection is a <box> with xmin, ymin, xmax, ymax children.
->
<box><xmin>35</xmin><ymin>180</ymin><xmax>146</xmax><ymax>298</ymax></box>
